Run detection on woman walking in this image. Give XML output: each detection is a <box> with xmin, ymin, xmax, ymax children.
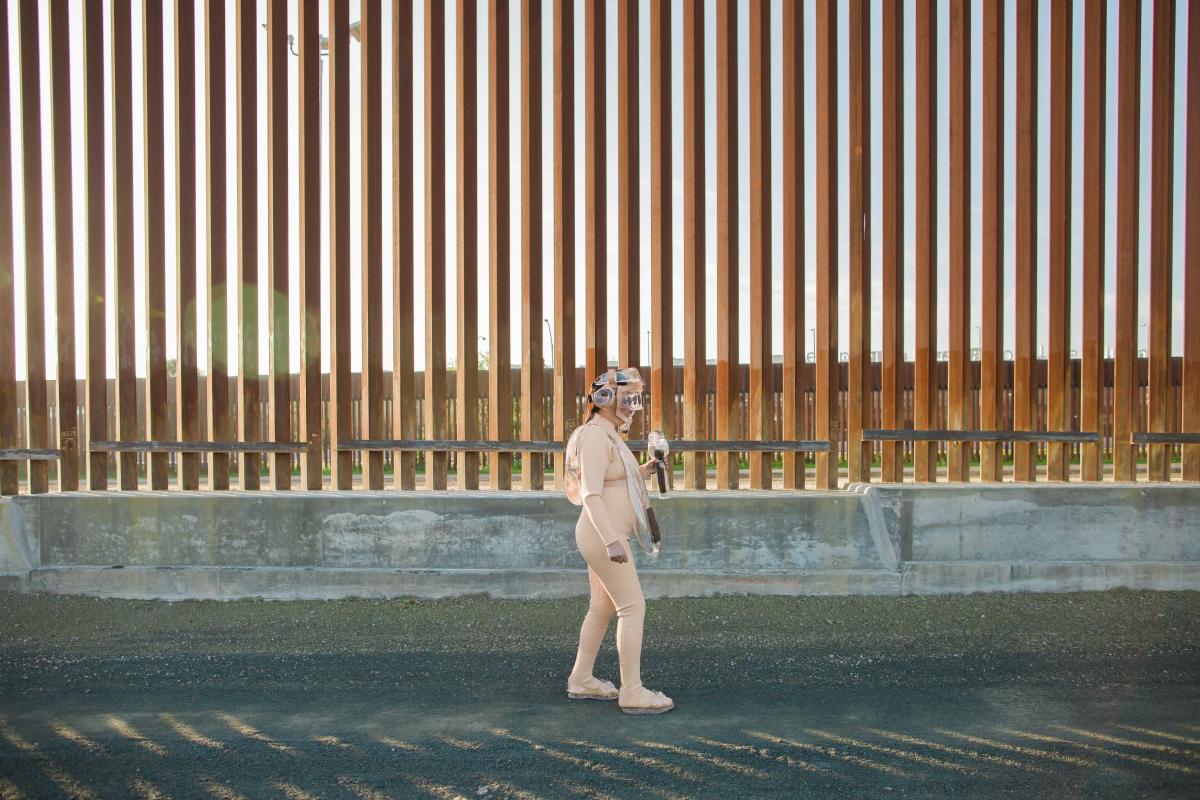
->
<box><xmin>563</xmin><ymin>367</ymin><xmax>674</xmax><ymax>714</ymax></box>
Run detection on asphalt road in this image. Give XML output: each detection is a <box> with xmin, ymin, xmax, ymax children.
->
<box><xmin>1</xmin><ymin>591</ymin><xmax>1198</xmax><ymax>799</ymax></box>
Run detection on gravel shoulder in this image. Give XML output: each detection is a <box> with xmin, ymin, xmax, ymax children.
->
<box><xmin>1</xmin><ymin>591</ymin><xmax>1198</xmax><ymax>799</ymax></box>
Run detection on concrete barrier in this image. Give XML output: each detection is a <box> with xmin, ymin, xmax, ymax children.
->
<box><xmin>1</xmin><ymin>483</ymin><xmax>1197</xmax><ymax>599</ymax></box>
<box><xmin>855</xmin><ymin>482</ymin><xmax>1200</xmax><ymax>594</ymax></box>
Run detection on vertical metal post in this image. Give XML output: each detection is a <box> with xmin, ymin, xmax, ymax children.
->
<box><xmin>425</xmin><ymin>0</ymin><xmax>449</xmax><ymax>489</ymax></box>
<box><xmin>1047</xmin><ymin>0</ymin><xmax>1072</xmax><ymax>481</ymax></box>
<box><xmin>330</xmin><ymin>0</ymin><xmax>354</xmax><ymax>489</ymax></box>
<box><xmin>393</xmin><ymin>0</ymin><xmax>417</xmax><ymax>490</ymax></box>
<box><xmin>748</xmin><ymin>0</ymin><xmax>771</xmax><ymax>489</ymax></box>
<box><xmin>1114</xmin><ymin>0</ymin><xmax>1141</xmax><ymax>482</ymax></box>
<box><xmin>880</xmin><ymin>0</ymin><xmax>903</xmax><ymax>484</ymax></box>
<box><xmin>551</xmin><ymin>0</ymin><xmax>576</xmax><ymax>489</ymax></box>
<box><xmin>584</xmin><ymin>0</ymin><xmax>606</xmax><ymax>381</ymax></box>
<box><xmin>814</xmin><ymin>0</ymin><xmax>839</xmax><ymax>490</ymax></box>
<box><xmin>1014</xmin><ymin>0</ymin><xmax>1039</xmax><ymax>482</ymax></box>
<box><xmin>521</xmin><ymin>0</ymin><xmax>545</xmax><ymax>490</ymax></box>
<box><xmin>715</xmin><ymin>0</ymin><xmax>739</xmax><ymax>490</ymax></box>
<box><xmin>914</xmin><ymin>0</ymin><xmax>938</xmax><ymax>483</ymax></box>
<box><xmin>1147</xmin><ymin>0</ymin><xmax>1174</xmax><ymax>481</ymax></box>
<box><xmin>176</xmin><ymin>0</ymin><xmax>201</xmax><ymax>490</ymax></box>
<box><xmin>848</xmin><ymin>0</ymin><xmax>871</xmax><ymax>485</ymax></box>
<box><xmin>267</xmin><ymin>0</ymin><xmax>292</xmax><ymax>490</ymax></box>
<box><xmin>1081</xmin><ymin>0</ymin><xmax>1106</xmax><ymax>482</ymax></box>
<box><xmin>781</xmin><ymin>0</ymin><xmax>805</xmax><ymax>489</ymax></box>
<box><xmin>947</xmin><ymin>0</ymin><xmax>971</xmax><ymax>483</ymax></box>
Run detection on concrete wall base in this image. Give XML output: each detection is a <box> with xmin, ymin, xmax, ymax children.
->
<box><xmin>900</xmin><ymin>560</ymin><xmax>1200</xmax><ymax>595</ymax></box>
<box><xmin>26</xmin><ymin>566</ymin><xmax>903</xmax><ymax>601</ymax></box>
<box><xmin>0</xmin><ymin>573</ymin><xmax>29</xmax><ymax>593</ymax></box>
<box><xmin>3</xmin><ymin>484</ymin><xmax>1198</xmax><ymax>600</ymax></box>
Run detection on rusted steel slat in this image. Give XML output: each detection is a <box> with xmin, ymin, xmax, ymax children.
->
<box><xmin>1047</xmin><ymin>0</ymin><xmax>1072</xmax><ymax>481</ymax></box>
<box><xmin>143</xmin><ymin>0</ymin><xmax>169</xmax><ymax>490</ymax></box>
<box><xmin>1148</xmin><ymin>0</ymin><xmax>1174</xmax><ymax>482</ymax></box>
<box><xmin>455</xmin><ymin>0</ymin><xmax>479</xmax><ymax>490</ymax></box>
<box><xmin>17</xmin><ymin>3</ymin><xmax>49</xmax><ymax>494</ymax></box>
<box><xmin>914</xmin><ymin>0</ymin><xmax>937</xmax><ymax>483</ymax></box>
<box><xmin>0</xmin><ymin>1</ymin><xmax>17</xmax><ymax>494</ymax></box>
<box><xmin>425</xmin><ymin>0</ymin><xmax>448</xmax><ymax>489</ymax></box>
<box><xmin>1014</xmin><ymin>0</ymin><xmax>1038</xmax><ymax>482</ymax></box>
<box><xmin>236</xmin><ymin>0</ymin><xmax>260</xmax><ymax>490</ymax></box>
<box><xmin>1114</xmin><ymin>0</ymin><xmax>1140</xmax><ymax>481</ymax></box>
<box><xmin>947</xmin><ymin>0</ymin><xmax>970</xmax><ymax>483</ymax></box>
<box><xmin>48</xmin><ymin>0</ymin><xmax>78</xmax><ymax>491</ymax></box>
<box><xmin>815</xmin><ymin>0</ymin><xmax>838</xmax><ymax>490</ymax></box>
<box><xmin>329</xmin><ymin>0</ymin><xmax>353</xmax><ymax>489</ymax></box>
<box><xmin>847</xmin><ymin>0</ymin><xmax>870</xmax><ymax>485</ymax></box>
<box><xmin>112</xmin><ymin>0</ymin><xmax>138</xmax><ymax>490</ymax></box>
<box><xmin>617</xmin><ymin>0</ymin><xmax>639</xmax><ymax>400</ymax></box>
<box><xmin>681</xmin><ymin>42</ymin><xmax>707</xmax><ymax>478</ymax></box>
<box><xmin>205</xmin><ymin>0</ymin><xmax>231</xmax><ymax>490</ymax></box>
<box><xmin>521</xmin><ymin>0</ymin><xmax>544</xmax><ymax>490</ymax></box>
<box><xmin>651</xmin><ymin>0</ymin><xmax>674</xmax><ymax>478</ymax></box>
<box><xmin>747</xmin><ymin>0</ymin><xmax>770</xmax><ymax>489</ymax></box>
<box><xmin>82</xmin><ymin>3</ymin><xmax>108</xmax><ymax>491</ymax></box>
<box><xmin>551</xmin><ymin>0</ymin><xmax>575</xmax><ymax>490</ymax></box>
<box><xmin>1185</xmin><ymin>0</ymin><xmax>1200</xmax><ymax>482</ymax></box>
<box><xmin>18</xmin><ymin>2</ymin><xmax>48</xmax><ymax>494</ymax></box>
<box><xmin>781</xmin><ymin>0</ymin><xmax>803</xmax><ymax>489</ymax></box>
<box><xmin>1081</xmin><ymin>0</ymin><xmax>1105</xmax><ymax>482</ymax></box>
<box><xmin>176</xmin><ymin>0</ymin><xmax>200</xmax><ymax>490</ymax></box>
<box><xmin>361</xmin><ymin>0</ymin><xmax>385</xmax><ymax>490</ymax></box>
<box><xmin>584</xmin><ymin>0</ymin><xmax>606</xmax><ymax>381</ymax></box>
<box><xmin>715</xmin><ymin>0</ymin><xmax>738</xmax><ymax>489</ymax></box>
<box><xmin>880</xmin><ymin>0</ymin><xmax>902</xmax><ymax>484</ymax></box>
<box><xmin>980</xmin><ymin>0</ymin><xmax>1003</xmax><ymax>483</ymax></box>
<box><xmin>299</xmin><ymin>0</ymin><xmax>322</xmax><ymax>489</ymax></box>
<box><xmin>266</xmin><ymin>0</ymin><xmax>291</xmax><ymax>490</ymax></box>
<box><xmin>393</xmin><ymin>0</ymin><xmax>416</xmax><ymax>490</ymax></box>
<box><xmin>489</xmin><ymin>0</ymin><xmax>513</xmax><ymax>490</ymax></box>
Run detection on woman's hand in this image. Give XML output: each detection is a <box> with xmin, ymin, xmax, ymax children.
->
<box><xmin>606</xmin><ymin>541</ymin><xmax>629</xmax><ymax>563</ymax></box>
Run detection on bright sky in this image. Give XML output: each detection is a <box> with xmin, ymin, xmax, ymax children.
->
<box><xmin>4</xmin><ymin>0</ymin><xmax>1193</xmax><ymax>380</ymax></box>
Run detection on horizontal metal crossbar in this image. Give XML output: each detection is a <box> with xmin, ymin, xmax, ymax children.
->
<box><xmin>90</xmin><ymin>440</ymin><xmax>308</xmax><ymax>454</ymax></box>
<box><xmin>340</xmin><ymin>439</ymin><xmax>566</xmax><ymax>453</ymax></box>
<box><xmin>624</xmin><ymin>439</ymin><xmax>832</xmax><ymax>453</ymax></box>
<box><xmin>864</xmin><ymin>429</ymin><xmax>1101</xmax><ymax>444</ymax></box>
<box><xmin>1132</xmin><ymin>432</ymin><xmax>1200</xmax><ymax>445</ymax></box>
<box><xmin>340</xmin><ymin>439</ymin><xmax>831</xmax><ymax>453</ymax></box>
<box><xmin>0</xmin><ymin>448</ymin><xmax>62</xmax><ymax>461</ymax></box>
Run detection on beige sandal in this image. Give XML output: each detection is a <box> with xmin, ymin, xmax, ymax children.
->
<box><xmin>618</xmin><ymin>687</ymin><xmax>674</xmax><ymax>715</ymax></box>
<box><xmin>567</xmin><ymin>675</ymin><xmax>619</xmax><ymax>701</ymax></box>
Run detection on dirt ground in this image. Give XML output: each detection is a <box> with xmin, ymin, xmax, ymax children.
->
<box><xmin>1</xmin><ymin>590</ymin><xmax>1198</xmax><ymax>799</ymax></box>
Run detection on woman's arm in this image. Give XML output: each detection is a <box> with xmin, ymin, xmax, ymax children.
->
<box><xmin>577</xmin><ymin>427</ymin><xmax>622</xmax><ymax>547</ymax></box>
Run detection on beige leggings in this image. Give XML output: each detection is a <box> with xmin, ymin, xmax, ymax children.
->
<box><xmin>569</xmin><ymin>489</ymin><xmax>646</xmax><ymax>693</ymax></box>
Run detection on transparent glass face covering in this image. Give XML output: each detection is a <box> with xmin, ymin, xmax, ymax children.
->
<box><xmin>588</xmin><ymin>368</ymin><xmax>645</xmax><ymax>434</ymax></box>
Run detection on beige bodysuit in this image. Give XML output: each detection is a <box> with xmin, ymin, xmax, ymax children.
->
<box><xmin>567</xmin><ymin>413</ymin><xmax>656</xmax><ymax>701</ymax></box>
